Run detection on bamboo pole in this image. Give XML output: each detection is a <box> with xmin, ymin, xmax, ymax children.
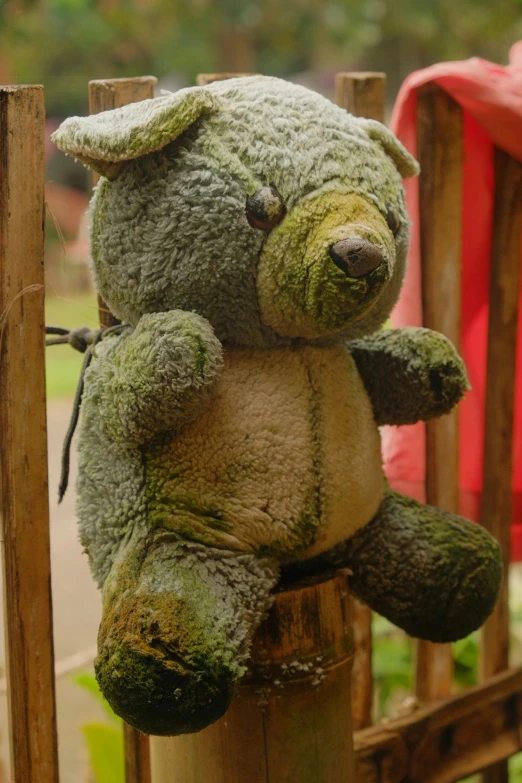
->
<box><xmin>150</xmin><ymin>572</ymin><xmax>355</xmax><ymax>783</ymax></box>
<box><xmin>124</xmin><ymin>730</ymin><xmax>151</xmax><ymax>783</ymax></box>
<box><xmin>334</xmin><ymin>71</ymin><xmax>386</xmax><ymax>731</ymax></box>
<box><xmin>415</xmin><ymin>83</ymin><xmax>463</xmax><ymax>703</ymax></box>
<box><xmin>0</xmin><ymin>85</ymin><xmax>59</xmax><ymax>782</ymax></box>
<box><xmin>196</xmin><ymin>73</ymin><xmax>255</xmax><ymax>85</ymax></box>
<box><xmin>88</xmin><ymin>75</ymin><xmax>157</xmax><ymax>783</ymax></box>
<box><xmin>479</xmin><ymin>148</ymin><xmax>522</xmax><ymax>783</ymax></box>
<box><xmin>334</xmin><ymin>71</ymin><xmax>386</xmax><ymax>122</ymax></box>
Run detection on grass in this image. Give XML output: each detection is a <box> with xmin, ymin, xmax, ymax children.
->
<box><xmin>45</xmin><ymin>293</ymin><xmax>99</xmax><ymax>398</ymax></box>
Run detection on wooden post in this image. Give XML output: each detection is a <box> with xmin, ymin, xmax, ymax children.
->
<box><xmin>124</xmin><ymin>730</ymin><xmax>151</xmax><ymax>783</ymax></box>
<box><xmin>479</xmin><ymin>149</ymin><xmax>522</xmax><ymax>783</ymax></box>
<box><xmin>334</xmin><ymin>71</ymin><xmax>386</xmax><ymax>731</ymax></box>
<box><xmin>0</xmin><ymin>86</ymin><xmax>59</xmax><ymax>782</ymax></box>
<box><xmin>415</xmin><ymin>83</ymin><xmax>464</xmax><ymax>703</ymax></box>
<box><xmin>196</xmin><ymin>73</ymin><xmax>256</xmax><ymax>86</ymax></box>
<box><xmin>150</xmin><ymin>572</ymin><xmax>355</xmax><ymax>783</ymax></box>
<box><xmin>334</xmin><ymin>72</ymin><xmax>386</xmax><ymax>122</ymax></box>
<box><xmin>88</xmin><ymin>75</ymin><xmax>157</xmax><ymax>783</ymax></box>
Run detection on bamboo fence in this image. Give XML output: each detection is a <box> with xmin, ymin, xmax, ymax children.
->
<box><xmin>0</xmin><ymin>68</ymin><xmax>521</xmax><ymax>782</ymax></box>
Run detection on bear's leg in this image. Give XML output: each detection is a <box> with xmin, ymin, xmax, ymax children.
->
<box><xmin>282</xmin><ymin>489</ymin><xmax>502</xmax><ymax>643</ymax></box>
<box><xmin>95</xmin><ymin>528</ymin><xmax>278</xmax><ymax>735</ymax></box>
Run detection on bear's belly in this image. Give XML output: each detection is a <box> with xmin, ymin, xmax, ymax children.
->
<box><xmin>146</xmin><ymin>345</ymin><xmax>384</xmax><ymax>560</ymax></box>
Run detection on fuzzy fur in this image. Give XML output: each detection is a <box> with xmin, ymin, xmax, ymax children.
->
<box><xmin>97</xmin><ymin>528</ymin><xmax>278</xmax><ymax>734</ymax></box>
<box><xmin>348</xmin><ymin>327</ymin><xmax>471</xmax><ymax>425</ymax></box>
<box><xmin>56</xmin><ymin>76</ymin><xmax>416</xmax><ymax>345</ymax></box>
<box><xmin>282</xmin><ymin>488</ymin><xmax>501</xmax><ymax>643</ymax></box>
<box><xmin>52</xmin><ymin>76</ymin><xmax>501</xmax><ymax>736</ymax></box>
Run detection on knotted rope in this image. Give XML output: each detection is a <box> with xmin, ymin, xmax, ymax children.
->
<box><xmin>45</xmin><ymin>324</ymin><xmax>131</xmax><ymax>502</ymax></box>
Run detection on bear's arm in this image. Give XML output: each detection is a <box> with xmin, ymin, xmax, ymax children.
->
<box><xmin>347</xmin><ymin>327</ymin><xmax>469</xmax><ymax>426</ymax></box>
<box><xmin>90</xmin><ymin>310</ymin><xmax>223</xmax><ymax>446</ymax></box>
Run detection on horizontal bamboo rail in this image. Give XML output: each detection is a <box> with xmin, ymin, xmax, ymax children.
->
<box><xmin>196</xmin><ymin>72</ymin><xmax>256</xmax><ymax>85</ymax></box>
<box><xmin>355</xmin><ymin>665</ymin><xmax>522</xmax><ymax>782</ymax></box>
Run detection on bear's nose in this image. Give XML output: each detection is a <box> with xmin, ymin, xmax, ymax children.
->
<box><xmin>329</xmin><ymin>238</ymin><xmax>384</xmax><ymax>278</ymax></box>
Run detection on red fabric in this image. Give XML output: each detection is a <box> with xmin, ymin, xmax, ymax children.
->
<box><xmin>384</xmin><ymin>43</ymin><xmax>522</xmax><ymax>559</ymax></box>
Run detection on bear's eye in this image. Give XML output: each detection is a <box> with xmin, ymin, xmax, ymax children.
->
<box><xmin>386</xmin><ymin>202</ymin><xmax>401</xmax><ymax>235</ymax></box>
<box><xmin>246</xmin><ymin>186</ymin><xmax>286</xmax><ymax>232</ymax></box>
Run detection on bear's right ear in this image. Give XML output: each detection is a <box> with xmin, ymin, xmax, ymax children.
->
<box><xmin>358</xmin><ymin>118</ymin><xmax>420</xmax><ymax>179</ymax></box>
<box><xmin>51</xmin><ymin>86</ymin><xmax>220</xmax><ymax>179</ymax></box>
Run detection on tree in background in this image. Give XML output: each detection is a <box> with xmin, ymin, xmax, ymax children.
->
<box><xmin>1</xmin><ymin>0</ymin><xmax>522</xmax><ymax>117</ymax></box>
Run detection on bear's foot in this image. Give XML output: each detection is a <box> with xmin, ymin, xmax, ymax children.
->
<box><xmin>348</xmin><ymin>490</ymin><xmax>502</xmax><ymax>642</ymax></box>
<box><xmin>96</xmin><ymin>529</ymin><xmax>278</xmax><ymax>735</ymax></box>
<box><xmin>282</xmin><ymin>489</ymin><xmax>501</xmax><ymax>643</ymax></box>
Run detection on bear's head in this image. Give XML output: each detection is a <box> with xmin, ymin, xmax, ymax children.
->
<box><xmin>53</xmin><ymin>76</ymin><xmax>418</xmax><ymax>346</ymax></box>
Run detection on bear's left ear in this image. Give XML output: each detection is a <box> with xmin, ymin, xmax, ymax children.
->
<box><xmin>358</xmin><ymin>119</ymin><xmax>420</xmax><ymax>179</ymax></box>
<box><xmin>51</xmin><ymin>86</ymin><xmax>220</xmax><ymax>179</ymax></box>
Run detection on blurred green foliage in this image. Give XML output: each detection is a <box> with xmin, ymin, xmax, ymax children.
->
<box><xmin>74</xmin><ymin>672</ymin><xmax>124</xmax><ymax>783</ymax></box>
<box><xmin>2</xmin><ymin>0</ymin><xmax>522</xmax><ymax>116</ymax></box>
<box><xmin>372</xmin><ymin>615</ymin><xmax>479</xmax><ymax>720</ymax></box>
<box><xmin>45</xmin><ymin>294</ymin><xmax>99</xmax><ymax>397</ymax></box>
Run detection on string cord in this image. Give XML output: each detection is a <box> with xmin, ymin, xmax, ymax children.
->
<box><xmin>45</xmin><ymin>323</ymin><xmax>131</xmax><ymax>502</ymax></box>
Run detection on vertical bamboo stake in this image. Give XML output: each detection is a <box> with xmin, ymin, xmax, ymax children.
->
<box><xmin>88</xmin><ymin>75</ymin><xmax>157</xmax><ymax>783</ymax></box>
<box><xmin>416</xmin><ymin>83</ymin><xmax>463</xmax><ymax>703</ymax></box>
<box><xmin>124</xmin><ymin>731</ymin><xmax>151</xmax><ymax>783</ymax></box>
<box><xmin>150</xmin><ymin>573</ymin><xmax>355</xmax><ymax>783</ymax></box>
<box><xmin>479</xmin><ymin>148</ymin><xmax>522</xmax><ymax>783</ymax></box>
<box><xmin>0</xmin><ymin>85</ymin><xmax>59</xmax><ymax>782</ymax></box>
<box><xmin>334</xmin><ymin>71</ymin><xmax>386</xmax><ymax>731</ymax></box>
<box><xmin>334</xmin><ymin>72</ymin><xmax>386</xmax><ymax>122</ymax></box>
<box><xmin>148</xmin><ymin>72</ymin><xmax>355</xmax><ymax>783</ymax></box>
<box><xmin>196</xmin><ymin>73</ymin><xmax>256</xmax><ymax>85</ymax></box>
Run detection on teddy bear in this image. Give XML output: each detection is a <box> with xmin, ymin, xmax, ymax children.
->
<box><xmin>52</xmin><ymin>75</ymin><xmax>501</xmax><ymax>737</ymax></box>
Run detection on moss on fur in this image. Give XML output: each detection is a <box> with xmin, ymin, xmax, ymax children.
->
<box><xmin>345</xmin><ymin>490</ymin><xmax>502</xmax><ymax>642</ymax></box>
<box><xmin>56</xmin><ymin>76</ymin><xmax>414</xmax><ymax>344</ymax></box>
<box><xmin>349</xmin><ymin>327</ymin><xmax>470</xmax><ymax>425</ymax></box>
<box><xmin>282</xmin><ymin>488</ymin><xmax>501</xmax><ymax>643</ymax></box>
<box><xmin>96</xmin><ymin>530</ymin><xmax>278</xmax><ymax>734</ymax></box>
<box><xmin>257</xmin><ymin>191</ymin><xmax>396</xmax><ymax>339</ymax></box>
<box><xmin>95</xmin><ymin>310</ymin><xmax>223</xmax><ymax>446</ymax></box>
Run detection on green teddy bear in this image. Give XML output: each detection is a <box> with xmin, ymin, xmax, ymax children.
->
<box><xmin>53</xmin><ymin>76</ymin><xmax>501</xmax><ymax>737</ymax></box>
